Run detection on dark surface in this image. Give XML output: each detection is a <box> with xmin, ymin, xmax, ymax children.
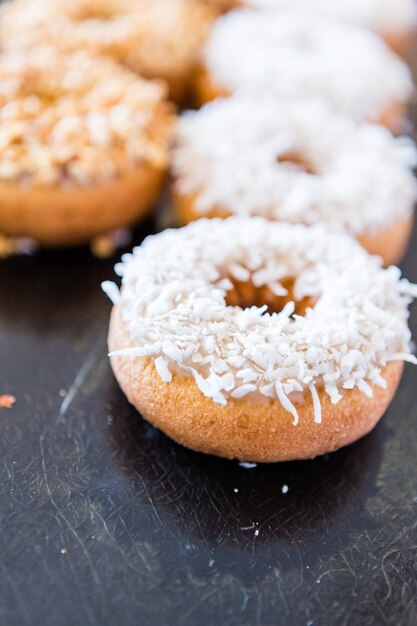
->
<box><xmin>1</xmin><ymin>211</ymin><xmax>417</xmax><ymax>626</ymax></box>
<box><xmin>2</xmin><ymin>92</ymin><xmax>417</xmax><ymax>626</ymax></box>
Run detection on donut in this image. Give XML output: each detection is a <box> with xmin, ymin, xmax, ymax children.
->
<box><xmin>0</xmin><ymin>0</ymin><xmax>214</xmax><ymax>102</ymax></box>
<box><xmin>0</xmin><ymin>46</ymin><xmax>174</xmax><ymax>247</ymax></box>
<box><xmin>245</xmin><ymin>0</ymin><xmax>417</xmax><ymax>56</ymax></box>
<box><xmin>103</xmin><ymin>217</ymin><xmax>417</xmax><ymax>462</ymax></box>
<box><xmin>196</xmin><ymin>8</ymin><xmax>413</xmax><ymax>131</ymax></box>
<box><xmin>172</xmin><ymin>97</ymin><xmax>417</xmax><ymax>266</ymax></box>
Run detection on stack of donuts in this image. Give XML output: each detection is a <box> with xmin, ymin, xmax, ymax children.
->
<box><xmin>1</xmin><ymin>0</ymin><xmax>417</xmax><ymax>462</ymax></box>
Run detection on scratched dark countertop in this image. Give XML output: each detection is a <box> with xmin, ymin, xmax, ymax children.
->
<box><xmin>2</xmin><ymin>75</ymin><xmax>417</xmax><ymax>626</ymax></box>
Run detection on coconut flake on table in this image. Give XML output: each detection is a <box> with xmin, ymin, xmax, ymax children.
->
<box><xmin>104</xmin><ymin>217</ymin><xmax>417</xmax><ymax>424</ymax></box>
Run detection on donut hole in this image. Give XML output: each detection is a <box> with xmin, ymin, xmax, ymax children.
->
<box><xmin>225</xmin><ymin>277</ymin><xmax>314</xmax><ymax>316</ymax></box>
<box><xmin>276</xmin><ymin>150</ymin><xmax>316</xmax><ymax>175</ymax></box>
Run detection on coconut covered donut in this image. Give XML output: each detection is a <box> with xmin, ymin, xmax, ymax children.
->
<box><xmin>172</xmin><ymin>97</ymin><xmax>417</xmax><ymax>266</ymax></box>
<box><xmin>246</xmin><ymin>0</ymin><xmax>417</xmax><ymax>56</ymax></box>
<box><xmin>197</xmin><ymin>9</ymin><xmax>413</xmax><ymax>131</ymax></box>
<box><xmin>104</xmin><ymin>217</ymin><xmax>417</xmax><ymax>462</ymax></box>
<box><xmin>0</xmin><ymin>0</ymin><xmax>214</xmax><ymax>102</ymax></box>
<box><xmin>0</xmin><ymin>46</ymin><xmax>174</xmax><ymax>247</ymax></box>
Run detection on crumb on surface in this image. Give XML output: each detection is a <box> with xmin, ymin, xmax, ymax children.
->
<box><xmin>90</xmin><ymin>228</ymin><xmax>132</xmax><ymax>259</ymax></box>
<box><xmin>0</xmin><ymin>394</ymin><xmax>16</xmax><ymax>409</ymax></box>
<box><xmin>0</xmin><ymin>234</ymin><xmax>15</xmax><ymax>258</ymax></box>
<box><xmin>90</xmin><ymin>233</ymin><xmax>118</xmax><ymax>259</ymax></box>
<box><xmin>0</xmin><ymin>233</ymin><xmax>38</xmax><ymax>258</ymax></box>
<box><xmin>239</xmin><ymin>461</ymin><xmax>257</xmax><ymax>469</ymax></box>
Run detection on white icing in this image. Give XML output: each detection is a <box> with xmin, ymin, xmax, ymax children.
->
<box><xmin>173</xmin><ymin>97</ymin><xmax>417</xmax><ymax>235</ymax></box>
<box><xmin>203</xmin><ymin>9</ymin><xmax>413</xmax><ymax>121</ymax></box>
<box><xmin>105</xmin><ymin>217</ymin><xmax>417</xmax><ymax>422</ymax></box>
<box><xmin>247</xmin><ymin>0</ymin><xmax>417</xmax><ymax>35</ymax></box>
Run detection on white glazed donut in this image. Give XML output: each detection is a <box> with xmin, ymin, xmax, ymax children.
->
<box><xmin>197</xmin><ymin>9</ymin><xmax>413</xmax><ymax>131</ymax></box>
<box><xmin>104</xmin><ymin>217</ymin><xmax>417</xmax><ymax>462</ymax></box>
<box><xmin>247</xmin><ymin>0</ymin><xmax>417</xmax><ymax>54</ymax></box>
<box><xmin>172</xmin><ymin>96</ymin><xmax>417</xmax><ymax>266</ymax></box>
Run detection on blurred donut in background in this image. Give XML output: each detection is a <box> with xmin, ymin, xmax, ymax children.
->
<box><xmin>0</xmin><ymin>0</ymin><xmax>215</xmax><ymax>102</ymax></box>
<box><xmin>172</xmin><ymin>96</ymin><xmax>417</xmax><ymax>266</ymax></box>
<box><xmin>245</xmin><ymin>0</ymin><xmax>417</xmax><ymax>57</ymax></box>
<box><xmin>0</xmin><ymin>46</ymin><xmax>174</xmax><ymax>247</ymax></box>
<box><xmin>196</xmin><ymin>9</ymin><xmax>414</xmax><ymax>132</ymax></box>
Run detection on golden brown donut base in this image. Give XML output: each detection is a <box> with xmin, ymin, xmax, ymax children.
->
<box><xmin>109</xmin><ymin>306</ymin><xmax>403</xmax><ymax>462</ymax></box>
<box><xmin>173</xmin><ymin>189</ymin><xmax>413</xmax><ymax>267</ymax></box>
<box><xmin>193</xmin><ymin>66</ymin><xmax>407</xmax><ymax>134</ymax></box>
<box><xmin>199</xmin><ymin>0</ymin><xmax>240</xmax><ymax>14</ymax></box>
<box><xmin>382</xmin><ymin>29</ymin><xmax>415</xmax><ymax>58</ymax></box>
<box><xmin>0</xmin><ymin>164</ymin><xmax>164</xmax><ymax>247</ymax></box>
<box><xmin>357</xmin><ymin>213</ymin><xmax>413</xmax><ymax>267</ymax></box>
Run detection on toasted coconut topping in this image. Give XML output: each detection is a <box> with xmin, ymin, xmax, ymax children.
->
<box><xmin>103</xmin><ymin>217</ymin><xmax>416</xmax><ymax>423</ymax></box>
<box><xmin>202</xmin><ymin>9</ymin><xmax>413</xmax><ymax>122</ymax></box>
<box><xmin>173</xmin><ymin>96</ymin><xmax>417</xmax><ymax>235</ymax></box>
<box><xmin>0</xmin><ymin>0</ymin><xmax>214</xmax><ymax>84</ymax></box>
<box><xmin>247</xmin><ymin>0</ymin><xmax>417</xmax><ymax>35</ymax></box>
<box><xmin>0</xmin><ymin>46</ymin><xmax>174</xmax><ymax>185</ymax></box>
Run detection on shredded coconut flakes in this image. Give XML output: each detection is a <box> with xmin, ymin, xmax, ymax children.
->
<box><xmin>202</xmin><ymin>9</ymin><xmax>413</xmax><ymax>122</ymax></box>
<box><xmin>246</xmin><ymin>0</ymin><xmax>417</xmax><ymax>35</ymax></box>
<box><xmin>173</xmin><ymin>97</ymin><xmax>417</xmax><ymax>235</ymax></box>
<box><xmin>105</xmin><ymin>217</ymin><xmax>416</xmax><ymax>423</ymax></box>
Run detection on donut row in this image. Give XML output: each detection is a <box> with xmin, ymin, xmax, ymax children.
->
<box><xmin>0</xmin><ymin>1</ymin><xmax>416</xmax><ymax>254</ymax></box>
<box><xmin>103</xmin><ymin>2</ymin><xmax>417</xmax><ymax>461</ymax></box>
<box><xmin>0</xmin><ymin>0</ymin><xmax>416</xmax><ymax>462</ymax></box>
